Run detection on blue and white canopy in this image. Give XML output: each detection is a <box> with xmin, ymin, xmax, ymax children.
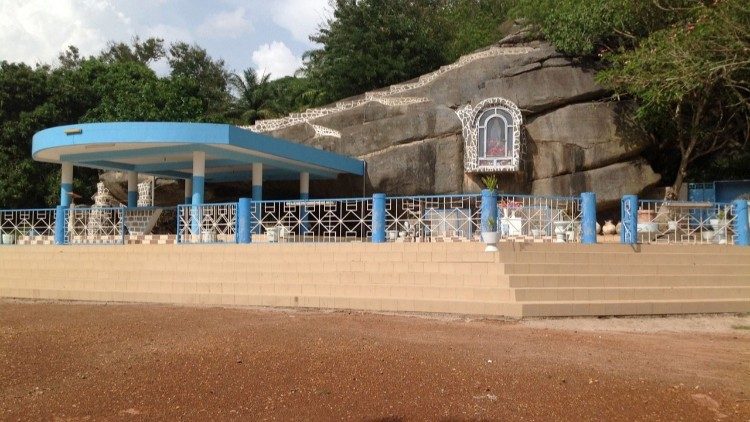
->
<box><xmin>32</xmin><ymin>122</ymin><xmax>364</xmax><ymax>181</ymax></box>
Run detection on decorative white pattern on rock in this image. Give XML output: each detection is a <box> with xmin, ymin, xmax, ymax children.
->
<box><xmin>240</xmin><ymin>46</ymin><xmax>536</xmax><ymax>135</ymax></box>
<box><xmin>311</xmin><ymin>124</ymin><xmax>341</xmax><ymax>139</ymax></box>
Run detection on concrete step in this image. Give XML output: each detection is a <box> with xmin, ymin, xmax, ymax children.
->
<box><xmin>505</xmin><ymin>243</ymin><xmax>750</xmax><ymax>255</ymax></box>
<box><xmin>504</xmin><ymin>262</ymin><xmax>750</xmax><ymax>275</ymax></box>
<box><xmin>500</xmin><ymin>251</ymin><xmax>750</xmax><ymax>265</ymax></box>
<box><xmin>519</xmin><ymin>299</ymin><xmax>750</xmax><ymax>317</ymax></box>
<box><xmin>1</xmin><ymin>282</ymin><xmax>513</xmax><ymax>302</ymax></box>
<box><xmin>1</xmin><ymin>288</ymin><xmax>522</xmax><ymax>317</ymax></box>
<box><xmin>509</xmin><ymin>274</ymin><xmax>750</xmax><ymax>288</ymax></box>
<box><xmin>513</xmin><ymin>286</ymin><xmax>750</xmax><ymax>302</ymax></box>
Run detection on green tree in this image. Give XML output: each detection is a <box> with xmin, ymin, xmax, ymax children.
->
<box><xmin>597</xmin><ymin>0</ymin><xmax>750</xmax><ymax>195</ymax></box>
<box><xmin>100</xmin><ymin>36</ymin><xmax>166</xmax><ymax>64</ymax></box>
<box><xmin>511</xmin><ymin>0</ymin><xmax>694</xmax><ymax>55</ymax></box>
<box><xmin>168</xmin><ymin>42</ymin><xmax>231</xmax><ymax>121</ymax></box>
<box><xmin>303</xmin><ymin>0</ymin><xmax>450</xmax><ymax>102</ymax></box>
<box><xmin>227</xmin><ymin>69</ymin><xmax>277</xmax><ymax>124</ymax></box>
<box><xmin>440</xmin><ymin>0</ymin><xmax>510</xmax><ymax>62</ymax></box>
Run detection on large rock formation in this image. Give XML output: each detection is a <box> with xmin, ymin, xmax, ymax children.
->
<box><xmin>247</xmin><ymin>39</ymin><xmax>660</xmax><ymax>210</ymax></box>
<box><xmin>103</xmin><ymin>38</ymin><xmax>661</xmax><ymax>210</ymax></box>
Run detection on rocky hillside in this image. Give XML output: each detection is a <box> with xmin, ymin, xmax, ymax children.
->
<box><xmin>244</xmin><ymin>38</ymin><xmax>660</xmax><ymax>209</ymax></box>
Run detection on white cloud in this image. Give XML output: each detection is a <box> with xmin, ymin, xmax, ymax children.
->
<box><xmin>271</xmin><ymin>0</ymin><xmax>331</xmax><ymax>44</ymax></box>
<box><xmin>251</xmin><ymin>41</ymin><xmax>302</xmax><ymax>79</ymax></box>
<box><xmin>197</xmin><ymin>7</ymin><xmax>253</xmax><ymax>38</ymax></box>
<box><xmin>0</xmin><ymin>0</ymin><xmax>133</xmax><ymax>65</ymax></box>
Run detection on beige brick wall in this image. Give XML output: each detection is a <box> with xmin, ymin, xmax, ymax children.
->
<box><xmin>1</xmin><ymin>243</ymin><xmax>748</xmax><ymax>317</ymax></box>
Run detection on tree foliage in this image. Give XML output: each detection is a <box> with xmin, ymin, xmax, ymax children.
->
<box><xmin>511</xmin><ymin>0</ymin><xmax>694</xmax><ymax>55</ymax></box>
<box><xmin>515</xmin><ymin>0</ymin><xmax>750</xmax><ymax>191</ymax></box>
<box><xmin>597</xmin><ymin>0</ymin><xmax>750</xmax><ymax>194</ymax></box>
<box><xmin>303</xmin><ymin>0</ymin><xmax>450</xmax><ymax>103</ymax></box>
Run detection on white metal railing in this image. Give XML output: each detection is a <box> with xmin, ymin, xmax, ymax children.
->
<box><xmin>249</xmin><ymin>198</ymin><xmax>373</xmax><ymax>243</ymax></box>
<box><xmin>496</xmin><ymin>194</ymin><xmax>582</xmax><ymax>243</ymax></box>
<box><xmin>385</xmin><ymin>195</ymin><xmax>482</xmax><ymax>242</ymax></box>
<box><xmin>384</xmin><ymin>194</ymin><xmax>582</xmax><ymax>243</ymax></box>
<box><xmin>0</xmin><ymin>208</ymin><xmax>56</xmax><ymax>245</ymax></box>
<box><xmin>65</xmin><ymin>207</ymin><xmax>125</xmax><ymax>245</ymax></box>
<box><xmin>177</xmin><ymin>203</ymin><xmax>237</xmax><ymax>244</ymax></box>
<box><xmin>634</xmin><ymin>200</ymin><xmax>737</xmax><ymax>245</ymax></box>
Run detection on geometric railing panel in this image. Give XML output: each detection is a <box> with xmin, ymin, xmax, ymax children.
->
<box><xmin>0</xmin><ymin>208</ymin><xmax>56</xmax><ymax>245</ymax></box>
<box><xmin>249</xmin><ymin>198</ymin><xmax>373</xmax><ymax>243</ymax></box>
<box><xmin>177</xmin><ymin>203</ymin><xmax>237</xmax><ymax>244</ymax></box>
<box><xmin>65</xmin><ymin>207</ymin><xmax>125</xmax><ymax>245</ymax></box>
<box><xmin>634</xmin><ymin>200</ymin><xmax>737</xmax><ymax>245</ymax></box>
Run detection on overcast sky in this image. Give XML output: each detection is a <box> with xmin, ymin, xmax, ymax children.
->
<box><xmin>0</xmin><ymin>0</ymin><xmax>332</xmax><ymax>79</ymax></box>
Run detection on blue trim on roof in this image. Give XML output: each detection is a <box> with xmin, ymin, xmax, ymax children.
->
<box><xmin>32</xmin><ymin>122</ymin><xmax>364</xmax><ymax>176</ymax></box>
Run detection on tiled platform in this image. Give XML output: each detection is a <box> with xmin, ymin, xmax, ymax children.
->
<box><xmin>0</xmin><ymin>243</ymin><xmax>748</xmax><ymax>317</ymax></box>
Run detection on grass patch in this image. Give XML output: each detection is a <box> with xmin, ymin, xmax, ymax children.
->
<box><xmin>731</xmin><ymin>325</ymin><xmax>750</xmax><ymax>330</ymax></box>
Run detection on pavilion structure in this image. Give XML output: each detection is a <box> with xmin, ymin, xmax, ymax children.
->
<box><xmin>32</xmin><ymin>122</ymin><xmax>365</xmax><ymax>208</ymax></box>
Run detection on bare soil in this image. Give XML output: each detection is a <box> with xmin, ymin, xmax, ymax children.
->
<box><xmin>1</xmin><ymin>301</ymin><xmax>748</xmax><ymax>421</ymax></box>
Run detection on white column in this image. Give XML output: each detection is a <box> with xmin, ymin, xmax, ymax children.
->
<box><xmin>300</xmin><ymin>172</ymin><xmax>310</xmax><ymax>200</ymax></box>
<box><xmin>60</xmin><ymin>162</ymin><xmax>73</xmax><ymax>208</ymax></box>
<box><xmin>252</xmin><ymin>163</ymin><xmax>263</xmax><ymax>201</ymax></box>
<box><xmin>127</xmin><ymin>171</ymin><xmax>138</xmax><ymax>207</ymax></box>
<box><xmin>184</xmin><ymin>179</ymin><xmax>192</xmax><ymax>205</ymax></box>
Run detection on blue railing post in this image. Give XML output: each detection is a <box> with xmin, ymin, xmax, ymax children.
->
<box><xmin>372</xmin><ymin>193</ymin><xmax>386</xmax><ymax>243</ymax></box>
<box><xmin>54</xmin><ymin>205</ymin><xmax>66</xmax><ymax>245</ymax></box>
<box><xmin>581</xmin><ymin>192</ymin><xmax>597</xmax><ymax>244</ymax></box>
<box><xmin>237</xmin><ymin>198</ymin><xmax>252</xmax><ymax>244</ymax></box>
<box><xmin>480</xmin><ymin>189</ymin><xmax>498</xmax><ymax>232</ymax></box>
<box><xmin>733</xmin><ymin>199</ymin><xmax>749</xmax><ymax>246</ymax></box>
<box><xmin>621</xmin><ymin>195</ymin><xmax>638</xmax><ymax>245</ymax></box>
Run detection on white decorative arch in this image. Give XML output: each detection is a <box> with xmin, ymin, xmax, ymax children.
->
<box><xmin>456</xmin><ymin>97</ymin><xmax>523</xmax><ymax>173</ymax></box>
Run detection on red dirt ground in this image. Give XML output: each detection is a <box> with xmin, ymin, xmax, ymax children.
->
<box><xmin>1</xmin><ymin>301</ymin><xmax>748</xmax><ymax>421</ymax></box>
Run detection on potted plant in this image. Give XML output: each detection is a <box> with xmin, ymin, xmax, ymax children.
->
<box><xmin>709</xmin><ymin>209</ymin><xmax>730</xmax><ymax>244</ymax></box>
<box><xmin>709</xmin><ymin>209</ymin><xmax>728</xmax><ymax>231</ymax></box>
<box><xmin>1</xmin><ymin>230</ymin><xmax>15</xmax><ymax>245</ymax></box>
<box><xmin>499</xmin><ymin>199</ymin><xmax>522</xmax><ymax>236</ymax></box>
<box><xmin>480</xmin><ymin>175</ymin><xmax>499</xmax><ymax>251</ymax></box>
<box><xmin>481</xmin><ymin>217</ymin><xmax>499</xmax><ymax>251</ymax></box>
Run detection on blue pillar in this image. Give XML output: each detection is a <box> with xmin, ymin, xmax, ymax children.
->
<box><xmin>480</xmin><ymin>189</ymin><xmax>498</xmax><ymax>232</ymax></box>
<box><xmin>237</xmin><ymin>198</ymin><xmax>252</xmax><ymax>244</ymax></box>
<box><xmin>192</xmin><ymin>176</ymin><xmax>204</xmax><ymax>206</ymax></box>
<box><xmin>581</xmin><ymin>192</ymin><xmax>597</xmax><ymax>244</ymax></box>
<box><xmin>372</xmin><ymin>193</ymin><xmax>386</xmax><ymax>243</ymax></box>
<box><xmin>60</xmin><ymin>184</ymin><xmax>73</xmax><ymax>208</ymax></box>
<box><xmin>252</xmin><ymin>185</ymin><xmax>262</xmax><ymax>202</ymax></box>
<box><xmin>733</xmin><ymin>200</ymin><xmax>749</xmax><ymax>246</ymax></box>
<box><xmin>621</xmin><ymin>195</ymin><xmax>638</xmax><ymax>245</ymax></box>
<box><xmin>54</xmin><ymin>205</ymin><xmax>66</xmax><ymax>245</ymax></box>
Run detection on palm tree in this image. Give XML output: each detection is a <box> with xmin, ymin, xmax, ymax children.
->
<box><xmin>228</xmin><ymin>68</ymin><xmax>278</xmax><ymax>125</ymax></box>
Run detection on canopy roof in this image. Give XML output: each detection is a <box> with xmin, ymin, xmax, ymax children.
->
<box><xmin>32</xmin><ymin>122</ymin><xmax>364</xmax><ymax>181</ymax></box>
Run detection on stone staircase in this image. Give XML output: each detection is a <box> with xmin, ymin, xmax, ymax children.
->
<box><xmin>500</xmin><ymin>244</ymin><xmax>750</xmax><ymax>316</ymax></box>
<box><xmin>0</xmin><ymin>243</ymin><xmax>748</xmax><ymax>317</ymax></box>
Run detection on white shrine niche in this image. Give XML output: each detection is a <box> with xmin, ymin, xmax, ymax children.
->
<box><xmin>457</xmin><ymin>97</ymin><xmax>523</xmax><ymax>173</ymax></box>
